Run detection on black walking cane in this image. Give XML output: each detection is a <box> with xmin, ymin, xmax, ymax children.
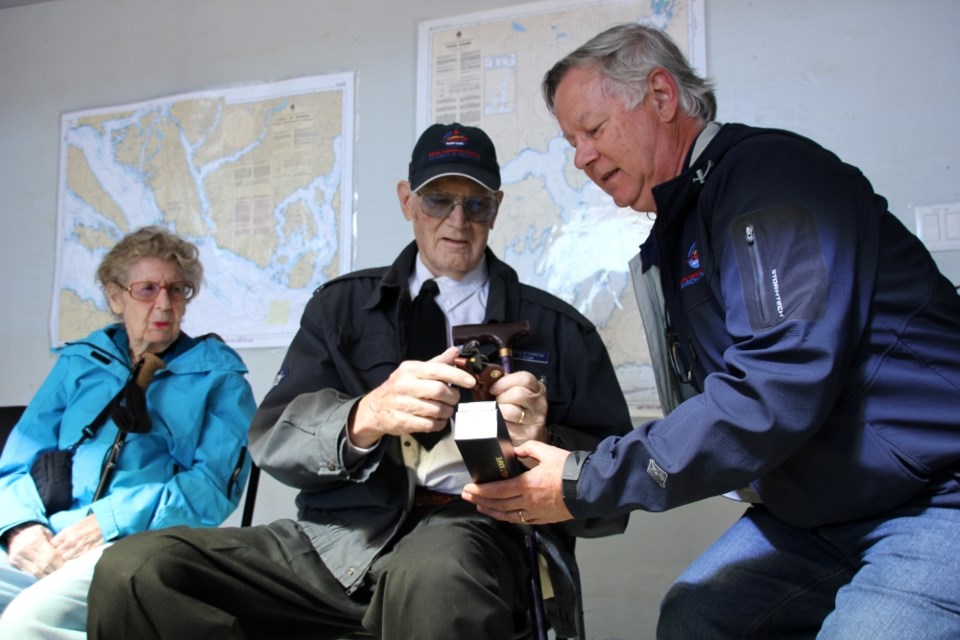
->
<box><xmin>453</xmin><ymin>321</ymin><xmax>548</xmax><ymax>640</ymax></box>
<box><xmin>93</xmin><ymin>352</ymin><xmax>166</xmax><ymax>501</ymax></box>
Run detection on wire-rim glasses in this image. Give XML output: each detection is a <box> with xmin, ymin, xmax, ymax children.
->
<box><xmin>118</xmin><ymin>280</ymin><xmax>195</xmax><ymax>302</ymax></box>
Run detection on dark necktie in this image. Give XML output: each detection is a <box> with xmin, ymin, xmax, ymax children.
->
<box><xmin>406</xmin><ymin>279</ymin><xmax>449</xmax><ymax>449</ymax></box>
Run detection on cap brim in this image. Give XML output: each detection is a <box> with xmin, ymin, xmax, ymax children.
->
<box><xmin>410</xmin><ymin>167</ymin><xmax>500</xmax><ymax>193</ymax></box>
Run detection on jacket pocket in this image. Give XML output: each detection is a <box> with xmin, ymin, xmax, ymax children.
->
<box><xmin>731</xmin><ymin>205</ymin><xmax>827</xmax><ymax>332</ymax></box>
<box><xmin>339</xmin><ymin>330</ymin><xmax>402</xmax><ymax>390</ymax></box>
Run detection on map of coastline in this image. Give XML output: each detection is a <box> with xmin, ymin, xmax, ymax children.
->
<box><xmin>419</xmin><ymin>0</ymin><xmax>704</xmax><ymax>416</ymax></box>
<box><xmin>54</xmin><ymin>74</ymin><xmax>354</xmax><ymax>348</ymax></box>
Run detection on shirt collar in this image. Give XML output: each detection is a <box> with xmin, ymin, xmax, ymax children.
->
<box><xmin>410</xmin><ymin>254</ymin><xmax>488</xmax><ymax>314</ymax></box>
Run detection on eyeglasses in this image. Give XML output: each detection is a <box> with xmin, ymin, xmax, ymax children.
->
<box><xmin>416</xmin><ymin>190</ymin><xmax>499</xmax><ymax>223</ymax></box>
<box><xmin>118</xmin><ymin>281</ymin><xmax>195</xmax><ymax>302</ymax></box>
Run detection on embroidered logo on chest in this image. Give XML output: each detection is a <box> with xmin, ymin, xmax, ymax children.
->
<box><xmin>679</xmin><ymin>242</ymin><xmax>705</xmax><ymax>290</ymax></box>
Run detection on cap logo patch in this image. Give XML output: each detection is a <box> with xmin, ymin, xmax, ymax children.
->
<box><xmin>443</xmin><ymin>130</ymin><xmax>469</xmax><ymax>146</ymax></box>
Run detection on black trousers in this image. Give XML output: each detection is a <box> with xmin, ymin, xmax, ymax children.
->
<box><xmin>87</xmin><ymin>502</ymin><xmax>529</xmax><ymax>639</ymax></box>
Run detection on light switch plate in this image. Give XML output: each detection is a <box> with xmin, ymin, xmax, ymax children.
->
<box><xmin>915</xmin><ymin>202</ymin><xmax>960</xmax><ymax>252</ymax></box>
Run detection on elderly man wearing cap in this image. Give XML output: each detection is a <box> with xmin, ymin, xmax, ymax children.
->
<box><xmin>85</xmin><ymin>123</ymin><xmax>632</xmax><ymax>640</ymax></box>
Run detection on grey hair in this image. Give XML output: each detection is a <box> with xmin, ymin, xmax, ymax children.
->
<box><xmin>542</xmin><ymin>23</ymin><xmax>716</xmax><ymax>122</ymax></box>
<box><xmin>97</xmin><ymin>226</ymin><xmax>203</xmax><ymax>302</ymax></box>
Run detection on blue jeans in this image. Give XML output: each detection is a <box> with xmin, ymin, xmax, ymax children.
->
<box><xmin>657</xmin><ymin>502</ymin><xmax>960</xmax><ymax>639</ymax></box>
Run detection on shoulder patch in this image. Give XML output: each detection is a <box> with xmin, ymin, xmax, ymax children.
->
<box><xmin>272</xmin><ymin>366</ymin><xmax>289</xmax><ymax>388</ymax></box>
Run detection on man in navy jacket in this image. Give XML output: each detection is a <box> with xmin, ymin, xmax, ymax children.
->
<box><xmin>464</xmin><ymin>23</ymin><xmax>960</xmax><ymax>639</ymax></box>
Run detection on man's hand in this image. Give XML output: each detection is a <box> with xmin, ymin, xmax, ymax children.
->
<box><xmin>5</xmin><ymin>523</ymin><xmax>66</xmax><ymax>578</ymax></box>
<box><xmin>489</xmin><ymin>370</ymin><xmax>549</xmax><ymax>452</ymax></box>
<box><xmin>348</xmin><ymin>347</ymin><xmax>476</xmax><ymax>448</ymax></box>
<box><xmin>51</xmin><ymin>514</ymin><xmax>106</xmax><ymax>562</ymax></box>
<box><xmin>461</xmin><ymin>440</ymin><xmax>574</xmax><ymax>525</ymax></box>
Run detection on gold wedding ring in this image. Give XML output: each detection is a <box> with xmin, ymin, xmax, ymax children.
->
<box><xmin>518</xmin><ymin>509</ymin><xmax>527</xmax><ymax>524</ymax></box>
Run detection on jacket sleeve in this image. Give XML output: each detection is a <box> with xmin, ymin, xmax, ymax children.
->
<box><xmin>248</xmin><ymin>293</ymin><xmax>384</xmax><ymax>491</ymax></box>
<box><xmin>569</xmin><ymin>136</ymin><xmax>874</xmax><ymax>519</ymax></box>
<box><xmin>0</xmin><ymin>358</ymin><xmax>71</xmax><ymax>537</ymax></box>
<box><xmin>89</xmin><ymin>371</ymin><xmax>257</xmax><ymax>539</ymax></box>
<box><xmin>542</xmin><ymin>309</ymin><xmax>634</xmax><ymax>538</ymax></box>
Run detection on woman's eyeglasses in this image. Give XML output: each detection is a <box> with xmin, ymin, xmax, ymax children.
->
<box><xmin>417</xmin><ymin>190</ymin><xmax>499</xmax><ymax>223</ymax></box>
<box><xmin>118</xmin><ymin>281</ymin><xmax>195</xmax><ymax>302</ymax></box>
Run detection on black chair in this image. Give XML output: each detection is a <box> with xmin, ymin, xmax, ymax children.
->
<box><xmin>240</xmin><ymin>462</ymin><xmax>583</xmax><ymax>639</ymax></box>
<box><xmin>0</xmin><ymin>405</ymin><xmax>27</xmax><ymax>454</ymax></box>
<box><xmin>240</xmin><ymin>461</ymin><xmax>261</xmax><ymax>527</ymax></box>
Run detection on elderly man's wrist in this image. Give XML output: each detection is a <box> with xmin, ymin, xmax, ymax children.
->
<box><xmin>346</xmin><ymin>396</ymin><xmax>381</xmax><ymax>449</ymax></box>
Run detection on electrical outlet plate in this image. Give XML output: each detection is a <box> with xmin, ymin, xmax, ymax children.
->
<box><xmin>915</xmin><ymin>202</ymin><xmax>960</xmax><ymax>252</ymax></box>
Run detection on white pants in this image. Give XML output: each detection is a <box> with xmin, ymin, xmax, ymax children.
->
<box><xmin>0</xmin><ymin>544</ymin><xmax>109</xmax><ymax>639</ymax></box>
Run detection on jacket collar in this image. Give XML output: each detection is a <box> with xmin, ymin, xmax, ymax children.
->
<box><xmin>361</xmin><ymin>241</ymin><xmax>419</xmax><ymax>312</ymax></box>
<box><xmin>482</xmin><ymin>248</ymin><xmax>519</xmax><ymax>323</ymax></box>
<box><xmin>642</xmin><ymin>123</ymin><xmax>737</xmax><ymax>270</ymax></box>
<box><xmin>653</xmin><ymin>123</ymin><xmax>731</xmax><ymax>233</ymax></box>
<box><xmin>60</xmin><ymin>324</ymin><xmax>245</xmax><ymax>375</ymax></box>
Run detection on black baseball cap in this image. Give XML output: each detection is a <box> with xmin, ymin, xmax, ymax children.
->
<box><xmin>408</xmin><ymin>123</ymin><xmax>501</xmax><ymax>192</ymax></box>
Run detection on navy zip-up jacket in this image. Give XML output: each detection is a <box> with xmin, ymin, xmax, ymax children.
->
<box><xmin>570</xmin><ymin>123</ymin><xmax>960</xmax><ymax>529</ymax></box>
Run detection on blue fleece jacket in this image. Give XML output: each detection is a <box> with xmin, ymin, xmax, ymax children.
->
<box><xmin>0</xmin><ymin>324</ymin><xmax>256</xmax><ymax>541</ymax></box>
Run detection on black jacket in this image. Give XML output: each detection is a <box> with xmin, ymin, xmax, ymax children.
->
<box><xmin>249</xmin><ymin>241</ymin><xmax>632</xmax><ymax>634</ymax></box>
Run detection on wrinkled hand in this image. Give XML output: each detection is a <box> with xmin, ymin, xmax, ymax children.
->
<box><xmin>6</xmin><ymin>523</ymin><xmax>65</xmax><ymax>578</ymax></box>
<box><xmin>489</xmin><ymin>371</ymin><xmax>549</xmax><ymax>455</ymax></box>
<box><xmin>51</xmin><ymin>514</ymin><xmax>105</xmax><ymax>562</ymax></box>
<box><xmin>349</xmin><ymin>347</ymin><xmax>476</xmax><ymax>448</ymax></box>
<box><xmin>461</xmin><ymin>440</ymin><xmax>573</xmax><ymax>525</ymax></box>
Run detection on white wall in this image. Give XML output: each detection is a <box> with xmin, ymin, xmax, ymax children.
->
<box><xmin>2</xmin><ymin>1</ymin><xmax>958</xmax><ymax>637</ymax></box>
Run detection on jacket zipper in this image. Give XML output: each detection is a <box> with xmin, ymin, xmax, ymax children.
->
<box><xmin>665</xmin><ymin>319</ymin><xmax>694</xmax><ymax>384</ymax></box>
<box><xmin>227</xmin><ymin>446</ymin><xmax>247</xmax><ymax>500</ymax></box>
<box><xmin>744</xmin><ymin>225</ymin><xmax>770</xmax><ymax>323</ymax></box>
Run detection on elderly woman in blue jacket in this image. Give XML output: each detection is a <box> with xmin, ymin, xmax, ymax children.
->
<box><xmin>0</xmin><ymin>226</ymin><xmax>256</xmax><ymax>638</ymax></box>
